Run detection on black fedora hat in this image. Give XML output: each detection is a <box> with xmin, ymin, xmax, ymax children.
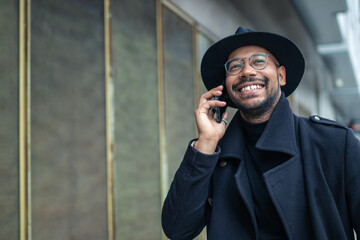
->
<box><xmin>201</xmin><ymin>26</ymin><xmax>305</xmax><ymax>107</ymax></box>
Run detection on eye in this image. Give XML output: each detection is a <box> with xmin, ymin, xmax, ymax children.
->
<box><xmin>251</xmin><ymin>56</ymin><xmax>267</xmax><ymax>67</ymax></box>
<box><xmin>230</xmin><ymin>64</ymin><xmax>241</xmax><ymax>70</ymax></box>
<box><xmin>227</xmin><ymin>60</ymin><xmax>243</xmax><ymax>72</ymax></box>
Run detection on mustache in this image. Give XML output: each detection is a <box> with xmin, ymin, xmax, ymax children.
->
<box><xmin>232</xmin><ymin>77</ymin><xmax>268</xmax><ymax>91</ymax></box>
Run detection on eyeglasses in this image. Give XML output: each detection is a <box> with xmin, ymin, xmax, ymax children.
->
<box><xmin>224</xmin><ymin>53</ymin><xmax>280</xmax><ymax>76</ymax></box>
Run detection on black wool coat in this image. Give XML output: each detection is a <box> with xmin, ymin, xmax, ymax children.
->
<box><xmin>162</xmin><ymin>93</ymin><xmax>360</xmax><ymax>240</ymax></box>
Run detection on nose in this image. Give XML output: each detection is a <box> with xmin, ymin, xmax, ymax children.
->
<box><xmin>239</xmin><ymin>60</ymin><xmax>256</xmax><ymax>78</ymax></box>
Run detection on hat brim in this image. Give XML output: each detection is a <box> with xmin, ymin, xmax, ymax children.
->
<box><xmin>200</xmin><ymin>31</ymin><xmax>305</xmax><ymax>108</ymax></box>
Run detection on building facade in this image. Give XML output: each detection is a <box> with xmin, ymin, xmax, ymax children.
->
<box><xmin>0</xmin><ymin>0</ymin><xmax>358</xmax><ymax>239</ymax></box>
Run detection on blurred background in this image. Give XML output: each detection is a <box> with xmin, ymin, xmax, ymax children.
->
<box><xmin>1</xmin><ymin>0</ymin><xmax>359</xmax><ymax>239</ymax></box>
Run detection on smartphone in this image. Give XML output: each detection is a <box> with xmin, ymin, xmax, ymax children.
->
<box><xmin>214</xmin><ymin>80</ymin><xmax>228</xmax><ymax>123</ymax></box>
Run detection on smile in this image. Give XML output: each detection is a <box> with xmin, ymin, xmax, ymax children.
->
<box><xmin>240</xmin><ymin>85</ymin><xmax>264</xmax><ymax>92</ymax></box>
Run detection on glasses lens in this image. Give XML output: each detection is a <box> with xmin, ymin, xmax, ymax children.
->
<box><xmin>249</xmin><ymin>54</ymin><xmax>268</xmax><ymax>70</ymax></box>
<box><xmin>226</xmin><ymin>59</ymin><xmax>243</xmax><ymax>75</ymax></box>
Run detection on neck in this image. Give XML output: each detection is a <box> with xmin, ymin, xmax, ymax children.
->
<box><xmin>240</xmin><ymin>111</ymin><xmax>272</xmax><ymax>123</ymax></box>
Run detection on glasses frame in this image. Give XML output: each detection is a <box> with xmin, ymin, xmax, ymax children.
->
<box><xmin>224</xmin><ymin>53</ymin><xmax>280</xmax><ymax>76</ymax></box>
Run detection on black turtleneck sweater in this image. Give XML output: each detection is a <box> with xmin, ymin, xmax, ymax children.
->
<box><xmin>240</xmin><ymin>117</ymin><xmax>289</xmax><ymax>240</ymax></box>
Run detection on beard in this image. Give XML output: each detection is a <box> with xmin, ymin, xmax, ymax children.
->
<box><xmin>231</xmin><ymin>76</ymin><xmax>281</xmax><ymax>119</ymax></box>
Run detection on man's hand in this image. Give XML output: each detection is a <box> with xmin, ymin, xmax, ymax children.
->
<box><xmin>194</xmin><ymin>85</ymin><xmax>228</xmax><ymax>154</ymax></box>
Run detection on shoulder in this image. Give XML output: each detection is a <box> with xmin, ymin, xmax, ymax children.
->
<box><xmin>308</xmin><ymin>115</ymin><xmax>348</xmax><ymax>129</ymax></box>
<box><xmin>296</xmin><ymin>115</ymin><xmax>351</xmax><ymax>143</ymax></box>
<box><xmin>297</xmin><ymin>114</ymin><xmax>348</xmax><ymax>130</ymax></box>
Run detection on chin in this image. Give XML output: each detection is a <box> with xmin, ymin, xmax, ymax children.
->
<box><xmin>236</xmin><ymin>95</ymin><xmax>265</xmax><ymax>108</ymax></box>
<box><xmin>234</xmin><ymin>89</ymin><xmax>281</xmax><ymax>115</ymax></box>
<box><xmin>240</xmin><ymin>99</ymin><xmax>266</xmax><ymax>111</ymax></box>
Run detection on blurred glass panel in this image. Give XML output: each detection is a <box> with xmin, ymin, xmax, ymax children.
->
<box><xmin>197</xmin><ymin>32</ymin><xmax>237</xmax><ymax>123</ymax></box>
<box><xmin>197</xmin><ymin>32</ymin><xmax>213</xmax><ymax>96</ymax></box>
<box><xmin>163</xmin><ymin>7</ymin><xmax>195</xmax><ymax>181</ymax></box>
<box><xmin>31</xmin><ymin>1</ymin><xmax>107</xmax><ymax>239</ymax></box>
<box><xmin>0</xmin><ymin>1</ymin><xmax>19</xmax><ymax>239</ymax></box>
<box><xmin>112</xmin><ymin>0</ymin><xmax>161</xmax><ymax>239</ymax></box>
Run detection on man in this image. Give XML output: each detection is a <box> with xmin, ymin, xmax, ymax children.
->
<box><xmin>161</xmin><ymin>27</ymin><xmax>360</xmax><ymax>240</ymax></box>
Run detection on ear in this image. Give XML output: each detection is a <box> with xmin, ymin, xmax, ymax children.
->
<box><xmin>278</xmin><ymin>66</ymin><xmax>286</xmax><ymax>86</ymax></box>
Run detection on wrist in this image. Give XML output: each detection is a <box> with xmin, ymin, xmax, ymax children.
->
<box><xmin>193</xmin><ymin>138</ymin><xmax>218</xmax><ymax>154</ymax></box>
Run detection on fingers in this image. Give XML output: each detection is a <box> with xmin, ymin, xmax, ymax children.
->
<box><xmin>194</xmin><ymin>85</ymin><xmax>229</xmax><ymax>133</ymax></box>
<box><xmin>205</xmin><ymin>99</ymin><xmax>227</xmax><ymax>110</ymax></box>
<box><xmin>198</xmin><ymin>85</ymin><xmax>224</xmax><ymax>108</ymax></box>
<box><xmin>208</xmin><ymin>106</ymin><xmax>215</xmax><ymax>119</ymax></box>
<box><xmin>196</xmin><ymin>101</ymin><xmax>226</xmax><ymax>121</ymax></box>
<box><xmin>198</xmin><ymin>86</ymin><xmax>226</xmax><ymax>115</ymax></box>
<box><xmin>195</xmin><ymin>85</ymin><xmax>228</xmax><ymax>123</ymax></box>
<box><xmin>220</xmin><ymin>112</ymin><xmax>229</xmax><ymax>125</ymax></box>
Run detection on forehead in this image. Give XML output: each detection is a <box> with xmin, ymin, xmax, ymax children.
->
<box><xmin>228</xmin><ymin>45</ymin><xmax>272</xmax><ymax>59</ymax></box>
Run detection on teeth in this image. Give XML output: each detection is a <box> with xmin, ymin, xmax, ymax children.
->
<box><xmin>240</xmin><ymin>85</ymin><xmax>263</xmax><ymax>92</ymax></box>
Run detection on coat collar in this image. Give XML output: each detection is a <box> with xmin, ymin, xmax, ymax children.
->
<box><xmin>219</xmin><ymin>92</ymin><xmax>298</xmax><ymax>160</ymax></box>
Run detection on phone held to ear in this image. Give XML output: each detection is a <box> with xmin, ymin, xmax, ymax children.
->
<box><xmin>214</xmin><ymin>80</ymin><xmax>228</xmax><ymax>123</ymax></box>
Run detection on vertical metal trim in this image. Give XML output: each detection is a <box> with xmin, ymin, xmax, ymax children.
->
<box><xmin>193</xmin><ymin>24</ymin><xmax>200</xmax><ymax>119</ymax></box>
<box><xmin>156</xmin><ymin>0</ymin><xmax>169</xmax><ymax>239</ymax></box>
<box><xmin>104</xmin><ymin>0</ymin><xmax>115</xmax><ymax>240</ymax></box>
<box><xmin>157</xmin><ymin>0</ymin><xmax>167</xmax><ymax>202</ymax></box>
<box><xmin>19</xmin><ymin>0</ymin><xmax>31</xmax><ymax>239</ymax></box>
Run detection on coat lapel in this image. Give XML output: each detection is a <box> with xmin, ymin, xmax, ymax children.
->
<box><xmin>263</xmin><ymin>155</ymin><xmax>313</xmax><ymax>239</ymax></box>
<box><xmin>219</xmin><ymin>112</ymin><xmax>259</xmax><ymax>235</ymax></box>
<box><xmin>219</xmin><ymin>93</ymin><xmax>312</xmax><ymax>239</ymax></box>
<box><xmin>219</xmin><ymin>92</ymin><xmax>298</xmax><ymax>158</ymax></box>
<box><xmin>256</xmin><ymin>92</ymin><xmax>298</xmax><ymax>156</ymax></box>
<box><xmin>257</xmin><ymin>94</ymin><xmax>312</xmax><ymax>239</ymax></box>
<box><xmin>234</xmin><ymin>160</ymin><xmax>259</xmax><ymax>239</ymax></box>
